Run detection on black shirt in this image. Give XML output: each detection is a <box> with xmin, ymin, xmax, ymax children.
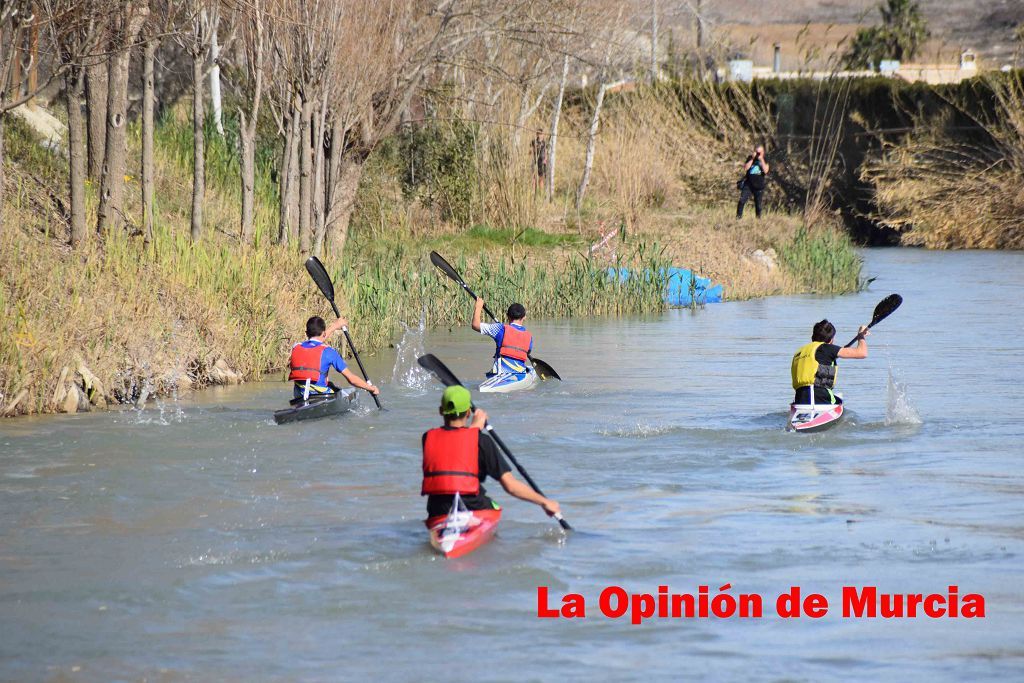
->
<box><xmin>745</xmin><ymin>156</ymin><xmax>767</xmax><ymax>190</ymax></box>
<box><xmin>423</xmin><ymin>427</ymin><xmax>512</xmax><ymax>517</ymax></box>
<box><xmin>815</xmin><ymin>343</ymin><xmax>841</xmax><ymax>367</ymax></box>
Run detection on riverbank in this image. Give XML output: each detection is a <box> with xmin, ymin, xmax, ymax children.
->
<box><xmin>0</xmin><ymin>105</ymin><xmax>861</xmax><ymax>417</ymax></box>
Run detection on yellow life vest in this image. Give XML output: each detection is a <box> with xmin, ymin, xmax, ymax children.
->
<box><xmin>791</xmin><ymin>341</ymin><xmax>838</xmax><ymax>390</ymax></box>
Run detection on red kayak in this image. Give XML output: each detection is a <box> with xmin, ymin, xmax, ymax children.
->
<box><xmin>426</xmin><ymin>507</ymin><xmax>502</xmax><ymax>559</ymax></box>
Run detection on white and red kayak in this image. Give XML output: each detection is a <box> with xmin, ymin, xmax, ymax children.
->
<box><xmin>787</xmin><ymin>402</ymin><xmax>844</xmax><ymax>432</ymax></box>
<box><xmin>426</xmin><ymin>496</ymin><xmax>502</xmax><ymax>559</ymax></box>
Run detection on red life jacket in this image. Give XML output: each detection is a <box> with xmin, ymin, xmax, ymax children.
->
<box><xmin>289</xmin><ymin>342</ymin><xmax>327</xmax><ymax>382</ymax></box>
<box><xmin>421</xmin><ymin>427</ymin><xmax>481</xmax><ymax>496</ymax></box>
<box><xmin>498</xmin><ymin>324</ymin><xmax>532</xmax><ymax>362</ymax></box>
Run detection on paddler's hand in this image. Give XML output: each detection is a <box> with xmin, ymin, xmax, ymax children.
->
<box><xmin>542</xmin><ymin>499</ymin><xmax>561</xmax><ymax>517</ymax></box>
<box><xmin>475</xmin><ymin>296</ymin><xmax>485</xmax><ymax>310</ymax></box>
<box><xmin>856</xmin><ymin>325</ymin><xmax>870</xmax><ymax>340</ymax></box>
<box><xmin>470</xmin><ymin>408</ymin><xmax>488</xmax><ymax>430</ymax></box>
<box><xmin>365</xmin><ymin>381</ymin><xmax>380</xmax><ymax>396</ymax></box>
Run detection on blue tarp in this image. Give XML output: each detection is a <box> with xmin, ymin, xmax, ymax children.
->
<box><xmin>608</xmin><ymin>267</ymin><xmax>724</xmax><ymax>306</ymax></box>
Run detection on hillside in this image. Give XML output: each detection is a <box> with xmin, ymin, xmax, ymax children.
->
<box><xmin>666</xmin><ymin>0</ymin><xmax>1023</xmax><ymax>68</ymax></box>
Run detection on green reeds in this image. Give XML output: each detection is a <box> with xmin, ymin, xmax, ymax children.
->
<box><xmin>328</xmin><ymin>242</ymin><xmax>670</xmax><ymax>354</ymax></box>
<box><xmin>776</xmin><ymin>226</ymin><xmax>862</xmax><ymax>293</ymax></box>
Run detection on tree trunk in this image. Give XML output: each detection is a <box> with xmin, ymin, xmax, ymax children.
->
<box><xmin>512</xmin><ymin>83</ymin><xmax>549</xmax><ymax>151</ymax></box>
<box><xmin>311</xmin><ymin>97</ymin><xmax>328</xmax><ymax>255</ymax></box>
<box><xmin>650</xmin><ymin>0</ymin><xmax>659</xmax><ymax>82</ymax></box>
<box><xmin>206</xmin><ymin>9</ymin><xmax>224</xmax><ymax>136</ymax></box>
<box><xmin>85</xmin><ymin>60</ymin><xmax>107</xmax><ymax>181</ymax></box>
<box><xmin>66</xmin><ymin>68</ymin><xmax>88</xmax><ymax>247</ymax></box>
<box><xmin>96</xmin><ymin>41</ymin><xmax>134</xmax><ymax>234</ymax></box>
<box><xmin>297</xmin><ymin>94</ymin><xmax>313</xmax><ymax>255</ymax></box>
<box><xmin>575</xmin><ymin>82</ymin><xmax>609</xmax><ymax>212</ymax></box>
<box><xmin>546</xmin><ymin>54</ymin><xmax>570</xmax><ymax>201</ymax></box>
<box><xmin>285</xmin><ymin>101</ymin><xmax>300</xmax><ymax>244</ymax></box>
<box><xmin>190</xmin><ymin>45</ymin><xmax>205</xmax><ymax>242</ymax></box>
<box><xmin>239</xmin><ymin>114</ymin><xmax>256</xmax><ymax>243</ymax></box>
<box><xmin>142</xmin><ymin>37</ymin><xmax>156</xmax><ymax>243</ymax></box>
<box><xmin>696</xmin><ymin>0</ymin><xmax>704</xmax><ymax>50</ymax></box>
<box><xmin>325</xmin><ymin>156</ymin><xmax>365</xmax><ymax>257</ymax></box>
<box><xmin>0</xmin><ymin>113</ymin><xmax>6</xmax><ymax>234</ymax></box>
<box><xmin>276</xmin><ymin>104</ymin><xmax>296</xmax><ymax>245</ymax></box>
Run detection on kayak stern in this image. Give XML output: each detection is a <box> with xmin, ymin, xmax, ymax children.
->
<box><xmin>787</xmin><ymin>402</ymin><xmax>844</xmax><ymax>433</ymax></box>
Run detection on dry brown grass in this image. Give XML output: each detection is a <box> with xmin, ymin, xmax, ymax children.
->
<box><xmin>862</xmin><ymin>72</ymin><xmax>1024</xmax><ymax>249</ymax></box>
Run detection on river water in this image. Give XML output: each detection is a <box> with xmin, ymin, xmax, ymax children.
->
<box><xmin>1</xmin><ymin>248</ymin><xmax>1022</xmax><ymax>681</ymax></box>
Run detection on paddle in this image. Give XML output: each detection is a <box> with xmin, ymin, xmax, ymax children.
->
<box><xmin>304</xmin><ymin>256</ymin><xmax>383</xmax><ymax>410</ymax></box>
<box><xmin>844</xmin><ymin>294</ymin><xmax>903</xmax><ymax>348</ymax></box>
<box><xmin>429</xmin><ymin>250</ymin><xmax>561</xmax><ymax>381</ymax></box>
<box><xmin>417</xmin><ymin>353</ymin><xmax>572</xmax><ymax>531</ymax></box>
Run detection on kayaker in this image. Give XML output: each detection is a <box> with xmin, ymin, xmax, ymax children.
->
<box><xmin>471</xmin><ymin>297</ymin><xmax>533</xmax><ymax>376</ymax></box>
<box><xmin>289</xmin><ymin>316</ymin><xmax>380</xmax><ymax>400</ymax></box>
<box><xmin>791</xmin><ymin>319</ymin><xmax>869</xmax><ymax>405</ymax></box>
<box><xmin>422</xmin><ymin>385</ymin><xmax>560</xmax><ymax>519</ymax></box>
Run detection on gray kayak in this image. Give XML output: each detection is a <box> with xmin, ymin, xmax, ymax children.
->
<box><xmin>273</xmin><ymin>388</ymin><xmax>356</xmax><ymax>425</ymax></box>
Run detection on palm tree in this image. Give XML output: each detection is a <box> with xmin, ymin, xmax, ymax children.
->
<box><xmin>844</xmin><ymin>0</ymin><xmax>930</xmax><ymax>69</ymax></box>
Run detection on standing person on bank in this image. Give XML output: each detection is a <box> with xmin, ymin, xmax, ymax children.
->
<box><xmin>737</xmin><ymin>145</ymin><xmax>770</xmax><ymax>219</ymax></box>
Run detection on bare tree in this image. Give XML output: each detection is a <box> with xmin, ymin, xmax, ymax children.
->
<box><xmin>649</xmin><ymin>0</ymin><xmax>658</xmax><ymax>82</ymax></box>
<box><xmin>96</xmin><ymin>1</ymin><xmax>148</xmax><ymax>234</ymax></box>
<box><xmin>180</xmin><ymin>0</ymin><xmax>215</xmax><ymax>242</ymax></box>
<box><xmin>576</xmin><ymin>9</ymin><xmax>620</xmax><ymax>211</ymax></box>
<box><xmin>235</xmin><ymin>0</ymin><xmax>268</xmax><ymax>244</ymax></box>
<box><xmin>141</xmin><ymin>24</ymin><xmax>156</xmax><ymax>242</ymax></box>
<box><xmin>41</xmin><ymin>0</ymin><xmax>106</xmax><ymax>246</ymax></box>
<box><xmin>1</xmin><ymin>1</ymin><xmax>41</xmax><ymax>226</ymax></box>
<box><xmin>546</xmin><ymin>52</ymin><xmax>570</xmax><ymax>201</ymax></box>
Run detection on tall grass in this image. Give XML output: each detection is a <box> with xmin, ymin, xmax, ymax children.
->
<box><xmin>776</xmin><ymin>226</ymin><xmax>862</xmax><ymax>293</ymax></box>
<box><xmin>862</xmin><ymin>71</ymin><xmax>1024</xmax><ymax>249</ymax></box>
<box><xmin>149</xmin><ymin>109</ymin><xmax>279</xmax><ymax>244</ymax></box>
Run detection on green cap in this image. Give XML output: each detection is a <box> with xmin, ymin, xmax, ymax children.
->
<box><xmin>440</xmin><ymin>385</ymin><xmax>472</xmax><ymax>416</ymax></box>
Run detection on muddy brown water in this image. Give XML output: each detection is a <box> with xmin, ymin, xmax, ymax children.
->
<box><xmin>1</xmin><ymin>248</ymin><xmax>1022</xmax><ymax>681</ymax></box>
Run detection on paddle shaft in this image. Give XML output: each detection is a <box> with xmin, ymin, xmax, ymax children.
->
<box><xmin>329</xmin><ymin>301</ymin><xmax>383</xmax><ymax>410</ymax></box>
<box><xmin>460</xmin><ymin>281</ymin><xmax>499</xmax><ymax>322</ymax></box>
<box><xmin>843</xmin><ymin>312</ymin><xmax>889</xmax><ymax>348</ymax></box>
<box><xmin>482</xmin><ymin>420</ymin><xmax>572</xmax><ymax>531</ymax></box>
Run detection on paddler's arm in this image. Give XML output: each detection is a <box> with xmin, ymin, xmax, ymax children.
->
<box><xmin>838</xmin><ymin>326</ymin><xmax>869</xmax><ymax>359</ymax></box>
<box><xmin>498</xmin><ymin>473</ymin><xmax>561</xmax><ymax>517</ymax></box>
<box><xmin>325</xmin><ymin>317</ymin><xmax>347</xmax><ymax>337</ymax></box>
<box><xmin>471</xmin><ymin>297</ymin><xmax>485</xmax><ymax>332</ymax></box>
<box><xmin>473</xmin><ymin>408</ymin><xmax>561</xmax><ymax>517</ymax></box>
<box><xmin>340</xmin><ymin>367</ymin><xmax>380</xmax><ymax>395</ymax></box>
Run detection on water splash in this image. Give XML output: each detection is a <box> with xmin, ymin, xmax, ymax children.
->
<box><xmin>132</xmin><ymin>369</ymin><xmax>186</xmax><ymax>425</ymax></box>
<box><xmin>391</xmin><ymin>310</ymin><xmax>433</xmax><ymax>391</ymax></box>
<box><xmin>885</xmin><ymin>369</ymin><xmax>922</xmax><ymax>426</ymax></box>
<box><xmin>600</xmin><ymin>421</ymin><xmax>679</xmax><ymax>438</ymax></box>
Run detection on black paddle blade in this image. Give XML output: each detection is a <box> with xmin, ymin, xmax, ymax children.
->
<box><xmin>305</xmin><ymin>256</ymin><xmax>336</xmax><ymax>302</ymax></box>
<box><xmin>417</xmin><ymin>354</ymin><xmax>463</xmax><ymax>388</ymax></box>
<box><xmin>870</xmin><ymin>294</ymin><xmax>902</xmax><ymax>326</ymax></box>
<box><xmin>844</xmin><ymin>293</ymin><xmax>903</xmax><ymax>347</ymax></box>
<box><xmin>429</xmin><ymin>251</ymin><xmax>464</xmax><ymax>285</ymax></box>
<box><xmin>530</xmin><ymin>356</ymin><xmax>562</xmax><ymax>381</ymax></box>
